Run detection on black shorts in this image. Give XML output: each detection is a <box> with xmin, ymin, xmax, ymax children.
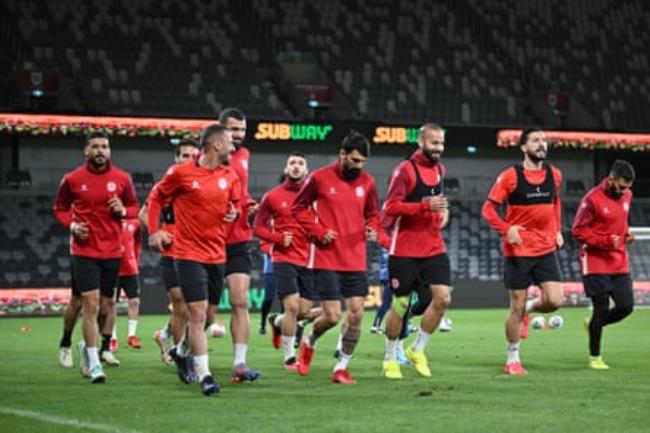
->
<box><xmin>71</xmin><ymin>256</ymin><xmax>120</xmax><ymax>297</ymax></box>
<box><xmin>314</xmin><ymin>269</ymin><xmax>368</xmax><ymax>301</ymax></box>
<box><xmin>174</xmin><ymin>259</ymin><xmax>225</xmax><ymax>305</ymax></box>
<box><xmin>274</xmin><ymin>263</ymin><xmax>316</xmax><ymax>301</ymax></box>
<box><xmin>388</xmin><ymin>254</ymin><xmax>451</xmax><ymax>297</ymax></box>
<box><xmin>504</xmin><ymin>251</ymin><xmax>563</xmax><ymax>290</ymax></box>
<box><xmin>116</xmin><ymin>275</ymin><xmax>140</xmax><ymax>299</ymax></box>
<box><xmin>159</xmin><ymin>255</ymin><xmax>179</xmax><ymax>291</ymax></box>
<box><xmin>582</xmin><ymin>274</ymin><xmax>632</xmax><ymax>298</ymax></box>
<box><xmin>225</xmin><ymin>242</ymin><xmax>252</xmax><ymax>276</ymax></box>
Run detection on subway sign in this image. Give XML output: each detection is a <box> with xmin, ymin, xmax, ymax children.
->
<box><xmin>254</xmin><ymin>122</ymin><xmax>334</xmax><ymax>141</ymax></box>
<box><xmin>373</xmin><ymin>126</ymin><xmax>419</xmax><ymax>144</ymax></box>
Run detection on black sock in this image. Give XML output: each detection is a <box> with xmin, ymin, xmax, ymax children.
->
<box><xmin>285</xmin><ymin>356</ymin><xmax>296</xmax><ymax>365</ymax></box>
<box><xmin>260</xmin><ymin>300</ymin><xmax>273</xmax><ymax>328</ymax></box>
<box><xmin>101</xmin><ymin>334</ymin><xmax>111</xmax><ymax>353</ymax></box>
<box><xmin>60</xmin><ymin>330</ymin><xmax>72</xmax><ymax>348</ymax></box>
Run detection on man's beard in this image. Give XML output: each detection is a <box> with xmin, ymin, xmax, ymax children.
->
<box><xmin>89</xmin><ymin>155</ymin><xmax>107</xmax><ymax>168</ymax></box>
<box><xmin>342</xmin><ymin>166</ymin><xmax>361</xmax><ymax>180</ymax></box>
<box><xmin>606</xmin><ymin>184</ymin><xmax>623</xmax><ymax>198</ymax></box>
<box><xmin>527</xmin><ymin>148</ymin><xmax>546</xmax><ymax>163</ymax></box>
<box><xmin>423</xmin><ymin>148</ymin><xmax>440</xmax><ymax>163</ymax></box>
<box><xmin>288</xmin><ymin>173</ymin><xmax>303</xmax><ymax>182</ymax></box>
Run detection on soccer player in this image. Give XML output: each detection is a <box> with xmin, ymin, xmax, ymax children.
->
<box><xmin>148</xmin><ymin>124</ymin><xmax>239</xmax><ymax>396</ymax></box>
<box><xmin>292</xmin><ymin>131</ymin><xmax>381</xmax><ymax>384</ymax></box>
<box><xmin>141</xmin><ymin>139</ymin><xmax>199</xmax><ymax>365</ymax></box>
<box><xmin>482</xmin><ymin>128</ymin><xmax>564</xmax><ymax>376</ymax></box>
<box><xmin>253</xmin><ymin>152</ymin><xmax>320</xmax><ymax>370</ymax></box>
<box><xmin>218</xmin><ymin>107</ymin><xmax>261</xmax><ymax>382</ymax></box>
<box><xmin>53</xmin><ymin>130</ymin><xmax>139</xmax><ymax>383</ymax></box>
<box><xmin>369</xmin><ymin>249</ymin><xmax>390</xmax><ymax>334</ymax></box>
<box><xmin>380</xmin><ymin>123</ymin><xmax>451</xmax><ymax>380</ymax></box>
<box><xmin>571</xmin><ymin>160</ymin><xmax>636</xmax><ymax>369</ymax></box>
<box><xmin>112</xmin><ymin>217</ymin><xmax>142</xmax><ymax>350</ymax></box>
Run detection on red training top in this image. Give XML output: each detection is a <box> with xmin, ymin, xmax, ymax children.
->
<box><xmin>145</xmin><ymin>182</ymin><xmax>176</xmax><ymax>258</ymax></box>
<box><xmin>149</xmin><ymin>160</ymin><xmax>240</xmax><ymax>264</ymax></box>
<box><xmin>571</xmin><ymin>178</ymin><xmax>633</xmax><ymax>275</ymax></box>
<box><xmin>382</xmin><ymin>150</ymin><xmax>447</xmax><ymax>257</ymax></box>
<box><xmin>53</xmin><ymin>161</ymin><xmax>139</xmax><ymax>259</ymax></box>
<box><xmin>119</xmin><ymin>218</ymin><xmax>141</xmax><ymax>276</ymax></box>
<box><xmin>254</xmin><ymin>179</ymin><xmax>313</xmax><ymax>267</ymax></box>
<box><xmin>482</xmin><ymin>163</ymin><xmax>562</xmax><ymax>257</ymax></box>
<box><xmin>227</xmin><ymin>146</ymin><xmax>253</xmax><ymax>244</ymax></box>
<box><xmin>292</xmin><ymin>161</ymin><xmax>380</xmax><ymax>272</ymax></box>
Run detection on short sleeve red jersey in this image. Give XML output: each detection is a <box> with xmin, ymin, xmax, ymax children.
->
<box><xmin>292</xmin><ymin>162</ymin><xmax>380</xmax><ymax>272</ymax></box>
<box><xmin>119</xmin><ymin>218</ymin><xmax>141</xmax><ymax>277</ymax></box>
<box><xmin>482</xmin><ymin>163</ymin><xmax>562</xmax><ymax>257</ymax></box>
<box><xmin>227</xmin><ymin>146</ymin><xmax>253</xmax><ymax>244</ymax></box>
<box><xmin>154</xmin><ymin>160</ymin><xmax>240</xmax><ymax>264</ymax></box>
<box><xmin>53</xmin><ymin>161</ymin><xmax>139</xmax><ymax>259</ymax></box>
<box><xmin>571</xmin><ymin>178</ymin><xmax>632</xmax><ymax>275</ymax></box>
<box><xmin>254</xmin><ymin>179</ymin><xmax>312</xmax><ymax>267</ymax></box>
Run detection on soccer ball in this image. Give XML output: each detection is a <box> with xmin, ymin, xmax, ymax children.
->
<box><xmin>438</xmin><ymin>316</ymin><xmax>453</xmax><ymax>332</ymax></box>
<box><xmin>208</xmin><ymin>322</ymin><xmax>227</xmax><ymax>338</ymax></box>
<box><xmin>531</xmin><ymin>316</ymin><xmax>546</xmax><ymax>330</ymax></box>
<box><xmin>548</xmin><ymin>315</ymin><xmax>564</xmax><ymax>329</ymax></box>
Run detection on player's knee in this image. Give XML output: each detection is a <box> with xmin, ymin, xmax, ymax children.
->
<box><xmin>284</xmin><ymin>301</ymin><xmax>299</xmax><ymax>316</ymax></box>
<box><xmin>323</xmin><ymin>309</ymin><xmax>341</xmax><ymax>325</ymax></box>
<box><xmin>392</xmin><ymin>295</ymin><xmax>410</xmax><ymax>317</ymax></box>
<box><xmin>434</xmin><ymin>293</ymin><xmax>452</xmax><ymax>310</ymax></box>
<box><xmin>618</xmin><ymin>303</ymin><xmax>634</xmax><ymax>318</ymax></box>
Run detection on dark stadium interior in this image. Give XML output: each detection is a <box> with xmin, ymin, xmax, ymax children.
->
<box><xmin>1</xmin><ymin>0</ymin><xmax>650</xmax><ymax>294</ymax></box>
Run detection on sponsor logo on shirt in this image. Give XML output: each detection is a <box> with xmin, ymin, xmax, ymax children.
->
<box><xmin>328</xmin><ymin>186</ymin><xmax>337</xmax><ymax>195</ymax></box>
<box><xmin>526</xmin><ymin>186</ymin><xmax>550</xmax><ymax>199</ymax></box>
<box><xmin>80</xmin><ymin>184</ymin><xmax>88</xmax><ymax>192</ymax></box>
<box><xmin>603</xmin><ymin>206</ymin><xmax>609</xmax><ymax>214</ymax></box>
<box><xmin>623</xmin><ymin>202</ymin><xmax>630</xmax><ymax>212</ymax></box>
<box><xmin>241</xmin><ymin>160</ymin><xmax>249</xmax><ymax>171</ymax></box>
<box><xmin>281</xmin><ymin>201</ymin><xmax>288</xmax><ymax>208</ymax></box>
<box><xmin>107</xmin><ymin>181</ymin><xmax>117</xmax><ymax>192</ymax></box>
<box><xmin>355</xmin><ymin>186</ymin><xmax>364</xmax><ymax>198</ymax></box>
<box><xmin>191</xmin><ymin>180</ymin><xmax>201</xmax><ymax>189</ymax></box>
<box><xmin>218</xmin><ymin>178</ymin><xmax>228</xmax><ymax>190</ymax></box>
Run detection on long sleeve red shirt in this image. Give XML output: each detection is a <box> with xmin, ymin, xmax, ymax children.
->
<box><xmin>150</xmin><ymin>160</ymin><xmax>240</xmax><ymax>264</ymax></box>
<box><xmin>253</xmin><ymin>179</ymin><xmax>312</xmax><ymax>267</ymax></box>
<box><xmin>382</xmin><ymin>150</ymin><xmax>447</xmax><ymax>257</ymax></box>
<box><xmin>53</xmin><ymin>161</ymin><xmax>139</xmax><ymax>259</ymax></box>
<box><xmin>571</xmin><ymin>178</ymin><xmax>632</xmax><ymax>275</ymax></box>
<box><xmin>145</xmin><ymin>182</ymin><xmax>176</xmax><ymax>258</ymax></box>
<box><xmin>482</xmin><ymin>164</ymin><xmax>562</xmax><ymax>257</ymax></box>
<box><xmin>292</xmin><ymin>161</ymin><xmax>380</xmax><ymax>272</ymax></box>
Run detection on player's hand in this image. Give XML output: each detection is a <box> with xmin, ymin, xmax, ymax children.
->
<box><xmin>625</xmin><ymin>231</ymin><xmax>635</xmax><ymax>244</ymax></box>
<box><xmin>611</xmin><ymin>234</ymin><xmax>621</xmax><ymax>248</ymax></box>
<box><xmin>506</xmin><ymin>225</ymin><xmax>524</xmax><ymax>246</ymax></box>
<box><xmin>71</xmin><ymin>222</ymin><xmax>90</xmax><ymax>241</ymax></box>
<box><xmin>365</xmin><ymin>226</ymin><xmax>377</xmax><ymax>242</ymax></box>
<box><xmin>556</xmin><ymin>232</ymin><xmax>564</xmax><ymax>248</ymax></box>
<box><xmin>439</xmin><ymin>209</ymin><xmax>449</xmax><ymax>228</ymax></box>
<box><xmin>427</xmin><ymin>195</ymin><xmax>448</xmax><ymax>212</ymax></box>
<box><xmin>321</xmin><ymin>230</ymin><xmax>337</xmax><ymax>244</ymax></box>
<box><xmin>149</xmin><ymin>231</ymin><xmax>172</xmax><ymax>252</ymax></box>
<box><xmin>283</xmin><ymin>231</ymin><xmax>293</xmax><ymax>247</ymax></box>
<box><xmin>107</xmin><ymin>195</ymin><xmax>125</xmax><ymax>216</ymax></box>
<box><xmin>223</xmin><ymin>203</ymin><xmax>238</xmax><ymax>222</ymax></box>
<box><xmin>247</xmin><ymin>199</ymin><xmax>259</xmax><ymax>216</ymax></box>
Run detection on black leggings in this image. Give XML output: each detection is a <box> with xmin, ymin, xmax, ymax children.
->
<box><xmin>588</xmin><ymin>287</ymin><xmax>634</xmax><ymax>356</ymax></box>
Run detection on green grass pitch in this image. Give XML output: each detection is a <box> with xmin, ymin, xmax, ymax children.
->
<box><xmin>1</xmin><ymin>307</ymin><xmax>649</xmax><ymax>433</ymax></box>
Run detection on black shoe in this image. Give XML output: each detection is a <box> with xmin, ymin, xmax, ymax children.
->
<box><xmin>169</xmin><ymin>348</ymin><xmax>193</xmax><ymax>384</ymax></box>
<box><xmin>259</xmin><ymin>326</ymin><xmax>266</xmax><ymax>335</ymax></box>
<box><xmin>333</xmin><ymin>349</ymin><xmax>340</xmax><ymax>359</ymax></box>
<box><xmin>200</xmin><ymin>375</ymin><xmax>220</xmax><ymax>396</ymax></box>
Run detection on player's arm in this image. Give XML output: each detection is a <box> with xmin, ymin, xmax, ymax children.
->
<box><xmin>481</xmin><ymin>169</ymin><xmax>523</xmax><ymax>245</ymax></box>
<box><xmin>291</xmin><ymin>174</ymin><xmax>332</xmax><ymax>242</ymax></box>
<box><xmin>253</xmin><ymin>194</ymin><xmax>284</xmax><ymax>244</ymax></box>
<box><xmin>364</xmin><ymin>181</ymin><xmax>390</xmax><ymax>247</ymax></box>
<box><xmin>147</xmin><ymin>167</ymin><xmax>178</xmax><ymax>251</ymax></box>
<box><xmin>134</xmin><ymin>221</ymin><xmax>142</xmax><ymax>266</ymax></box>
<box><xmin>554</xmin><ymin>168</ymin><xmax>564</xmax><ymax>248</ymax></box>
<box><xmin>571</xmin><ymin>197</ymin><xmax>618</xmax><ymax>249</ymax></box>
<box><xmin>53</xmin><ymin>176</ymin><xmax>89</xmax><ymax>240</ymax></box>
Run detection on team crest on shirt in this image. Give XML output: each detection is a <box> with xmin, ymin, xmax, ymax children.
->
<box><xmin>81</xmin><ymin>184</ymin><xmax>88</xmax><ymax>192</ymax></box>
<box><xmin>106</xmin><ymin>181</ymin><xmax>117</xmax><ymax>192</ymax></box>
<box><xmin>603</xmin><ymin>206</ymin><xmax>609</xmax><ymax>214</ymax></box>
<box><xmin>218</xmin><ymin>178</ymin><xmax>228</xmax><ymax>190</ymax></box>
<box><xmin>329</xmin><ymin>186</ymin><xmax>337</xmax><ymax>195</ymax></box>
<box><xmin>281</xmin><ymin>201</ymin><xmax>288</xmax><ymax>208</ymax></box>
<box><xmin>191</xmin><ymin>180</ymin><xmax>200</xmax><ymax>189</ymax></box>
<box><xmin>355</xmin><ymin>186</ymin><xmax>364</xmax><ymax>198</ymax></box>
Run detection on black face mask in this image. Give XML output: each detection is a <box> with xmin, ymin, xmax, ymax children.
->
<box><xmin>342</xmin><ymin>166</ymin><xmax>361</xmax><ymax>180</ymax></box>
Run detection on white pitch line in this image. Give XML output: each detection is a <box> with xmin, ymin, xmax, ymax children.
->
<box><xmin>0</xmin><ymin>406</ymin><xmax>145</xmax><ymax>433</ymax></box>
